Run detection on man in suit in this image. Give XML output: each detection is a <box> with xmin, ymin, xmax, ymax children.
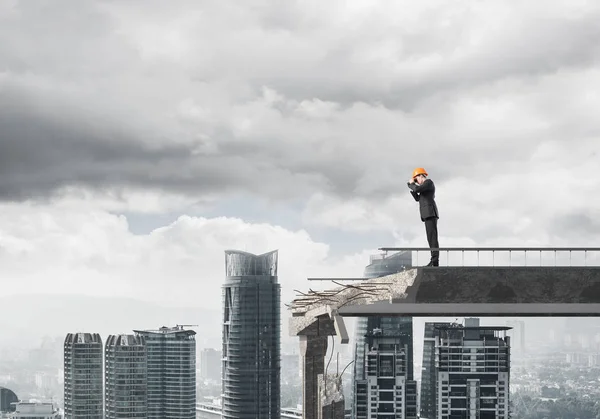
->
<box><xmin>407</xmin><ymin>167</ymin><xmax>439</xmax><ymax>267</ymax></box>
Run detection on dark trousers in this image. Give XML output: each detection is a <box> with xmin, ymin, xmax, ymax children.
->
<box><xmin>424</xmin><ymin>217</ymin><xmax>439</xmax><ymax>264</ymax></box>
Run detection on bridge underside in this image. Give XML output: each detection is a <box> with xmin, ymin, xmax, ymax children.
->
<box><xmin>338</xmin><ymin>302</ymin><xmax>600</xmax><ymax>316</ymax></box>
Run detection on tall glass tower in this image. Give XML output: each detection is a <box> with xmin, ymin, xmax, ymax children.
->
<box><xmin>351</xmin><ymin>251</ymin><xmax>414</xmax><ymax>419</ymax></box>
<box><xmin>64</xmin><ymin>333</ymin><xmax>103</xmax><ymax>419</ymax></box>
<box><xmin>133</xmin><ymin>326</ymin><xmax>196</xmax><ymax>419</ymax></box>
<box><xmin>221</xmin><ymin>250</ymin><xmax>281</xmax><ymax>419</ymax></box>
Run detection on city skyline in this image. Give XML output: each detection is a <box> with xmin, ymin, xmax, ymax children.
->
<box><xmin>3</xmin><ymin>315</ymin><xmax>600</xmax><ymax>417</ymax></box>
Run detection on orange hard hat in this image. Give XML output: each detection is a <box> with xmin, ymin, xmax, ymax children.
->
<box><xmin>412</xmin><ymin>167</ymin><xmax>428</xmax><ymax>179</ymax></box>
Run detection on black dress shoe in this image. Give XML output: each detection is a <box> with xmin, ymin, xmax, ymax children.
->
<box><xmin>425</xmin><ymin>261</ymin><xmax>439</xmax><ymax>267</ymax></box>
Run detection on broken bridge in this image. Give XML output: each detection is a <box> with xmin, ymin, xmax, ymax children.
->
<box><xmin>288</xmin><ymin>247</ymin><xmax>600</xmax><ymax>419</ymax></box>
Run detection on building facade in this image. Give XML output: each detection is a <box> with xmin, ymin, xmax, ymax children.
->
<box><xmin>105</xmin><ymin>334</ymin><xmax>147</xmax><ymax>418</ymax></box>
<box><xmin>435</xmin><ymin>319</ymin><xmax>511</xmax><ymax>419</ymax></box>
<box><xmin>352</xmin><ymin>251</ymin><xmax>413</xmax><ymax>419</ymax></box>
<box><xmin>354</xmin><ymin>330</ymin><xmax>417</xmax><ymax>419</ymax></box>
<box><xmin>134</xmin><ymin>326</ymin><xmax>196</xmax><ymax>419</ymax></box>
<box><xmin>64</xmin><ymin>332</ymin><xmax>103</xmax><ymax>419</ymax></box>
<box><xmin>222</xmin><ymin>250</ymin><xmax>281</xmax><ymax>419</ymax></box>
<box><xmin>420</xmin><ymin>322</ymin><xmax>453</xmax><ymax>419</ymax></box>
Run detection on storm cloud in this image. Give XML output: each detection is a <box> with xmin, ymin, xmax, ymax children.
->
<box><xmin>1</xmin><ymin>0</ymin><xmax>600</xmax><ymax>211</ymax></box>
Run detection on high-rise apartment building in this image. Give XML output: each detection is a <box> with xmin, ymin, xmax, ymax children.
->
<box><xmin>64</xmin><ymin>333</ymin><xmax>103</xmax><ymax>419</ymax></box>
<box><xmin>105</xmin><ymin>334</ymin><xmax>147</xmax><ymax>418</ymax></box>
<box><xmin>222</xmin><ymin>250</ymin><xmax>280</xmax><ymax>419</ymax></box>
<box><xmin>435</xmin><ymin>318</ymin><xmax>511</xmax><ymax>419</ymax></box>
<box><xmin>352</xmin><ymin>251</ymin><xmax>414</xmax><ymax>419</ymax></box>
<box><xmin>200</xmin><ymin>348</ymin><xmax>222</xmax><ymax>382</ymax></box>
<box><xmin>354</xmin><ymin>329</ymin><xmax>417</xmax><ymax>419</ymax></box>
<box><xmin>134</xmin><ymin>326</ymin><xmax>196</xmax><ymax>419</ymax></box>
<box><xmin>420</xmin><ymin>322</ymin><xmax>453</xmax><ymax>419</ymax></box>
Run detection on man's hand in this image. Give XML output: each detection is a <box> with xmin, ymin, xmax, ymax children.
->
<box><xmin>408</xmin><ymin>178</ymin><xmax>414</xmax><ymax>184</ymax></box>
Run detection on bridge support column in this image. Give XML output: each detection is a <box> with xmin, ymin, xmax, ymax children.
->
<box><xmin>295</xmin><ymin>316</ymin><xmax>336</xmax><ymax>419</ymax></box>
<box><xmin>300</xmin><ymin>334</ymin><xmax>327</xmax><ymax>419</ymax></box>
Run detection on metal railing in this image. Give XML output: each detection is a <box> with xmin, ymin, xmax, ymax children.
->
<box><xmin>377</xmin><ymin>247</ymin><xmax>600</xmax><ymax>267</ymax></box>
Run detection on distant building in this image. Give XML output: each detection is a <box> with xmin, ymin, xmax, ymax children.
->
<box><xmin>10</xmin><ymin>402</ymin><xmax>60</xmax><ymax>418</ymax></box>
<box><xmin>105</xmin><ymin>334</ymin><xmax>147</xmax><ymax>418</ymax></box>
<box><xmin>281</xmin><ymin>354</ymin><xmax>300</xmax><ymax>380</ymax></box>
<box><xmin>200</xmin><ymin>348</ymin><xmax>221</xmax><ymax>382</ymax></box>
<box><xmin>352</xmin><ymin>251</ymin><xmax>413</xmax><ymax>419</ymax></box>
<box><xmin>0</xmin><ymin>387</ymin><xmax>18</xmax><ymax>413</ymax></box>
<box><xmin>420</xmin><ymin>322</ymin><xmax>453</xmax><ymax>419</ymax></box>
<box><xmin>196</xmin><ymin>402</ymin><xmax>222</xmax><ymax>419</ymax></box>
<box><xmin>221</xmin><ymin>250</ymin><xmax>281</xmax><ymax>419</ymax></box>
<box><xmin>34</xmin><ymin>373</ymin><xmax>57</xmax><ymax>392</ymax></box>
<box><xmin>196</xmin><ymin>403</ymin><xmax>303</xmax><ymax>419</ymax></box>
<box><xmin>506</xmin><ymin>320</ymin><xmax>525</xmax><ymax>354</ymax></box>
<box><xmin>134</xmin><ymin>326</ymin><xmax>196</xmax><ymax>419</ymax></box>
<box><xmin>565</xmin><ymin>352</ymin><xmax>589</xmax><ymax>366</ymax></box>
<box><xmin>588</xmin><ymin>353</ymin><xmax>600</xmax><ymax>367</ymax></box>
<box><xmin>280</xmin><ymin>407</ymin><xmax>303</xmax><ymax>418</ymax></box>
<box><xmin>64</xmin><ymin>333</ymin><xmax>103</xmax><ymax>419</ymax></box>
<box><xmin>435</xmin><ymin>318</ymin><xmax>511</xmax><ymax>419</ymax></box>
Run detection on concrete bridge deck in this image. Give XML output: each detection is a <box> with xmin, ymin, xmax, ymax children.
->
<box><xmin>337</xmin><ymin>266</ymin><xmax>600</xmax><ymax>316</ymax></box>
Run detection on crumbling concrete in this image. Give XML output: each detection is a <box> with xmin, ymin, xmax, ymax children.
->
<box><xmin>317</xmin><ymin>373</ymin><xmax>344</xmax><ymax>419</ymax></box>
<box><xmin>290</xmin><ymin>268</ymin><xmax>418</xmax><ymax>321</ymax></box>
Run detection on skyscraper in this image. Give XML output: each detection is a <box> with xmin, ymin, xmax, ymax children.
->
<box><xmin>134</xmin><ymin>326</ymin><xmax>196</xmax><ymax>419</ymax></box>
<box><xmin>352</xmin><ymin>251</ymin><xmax>414</xmax><ymax>419</ymax></box>
<box><xmin>222</xmin><ymin>250</ymin><xmax>280</xmax><ymax>419</ymax></box>
<box><xmin>105</xmin><ymin>334</ymin><xmax>147</xmax><ymax>419</ymax></box>
<box><xmin>420</xmin><ymin>322</ymin><xmax>452</xmax><ymax>419</ymax></box>
<box><xmin>64</xmin><ymin>333</ymin><xmax>103</xmax><ymax>419</ymax></box>
<box><xmin>435</xmin><ymin>318</ymin><xmax>511</xmax><ymax>419</ymax></box>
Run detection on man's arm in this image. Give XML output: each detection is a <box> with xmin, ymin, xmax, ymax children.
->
<box><xmin>408</xmin><ymin>178</ymin><xmax>434</xmax><ymax>194</ymax></box>
<box><xmin>407</xmin><ymin>181</ymin><xmax>420</xmax><ymax>201</ymax></box>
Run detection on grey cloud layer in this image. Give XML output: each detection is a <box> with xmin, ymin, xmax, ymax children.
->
<box><xmin>1</xmin><ymin>0</ymin><xmax>600</xmax><ymax>204</ymax></box>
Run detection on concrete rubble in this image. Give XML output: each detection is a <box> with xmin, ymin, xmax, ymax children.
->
<box><xmin>317</xmin><ymin>373</ymin><xmax>344</xmax><ymax>419</ymax></box>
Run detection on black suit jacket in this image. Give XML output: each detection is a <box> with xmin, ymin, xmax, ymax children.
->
<box><xmin>407</xmin><ymin>179</ymin><xmax>439</xmax><ymax>221</ymax></box>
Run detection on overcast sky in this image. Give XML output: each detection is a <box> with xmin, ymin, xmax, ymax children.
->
<box><xmin>1</xmin><ymin>0</ymin><xmax>600</xmax><ymax>330</ymax></box>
